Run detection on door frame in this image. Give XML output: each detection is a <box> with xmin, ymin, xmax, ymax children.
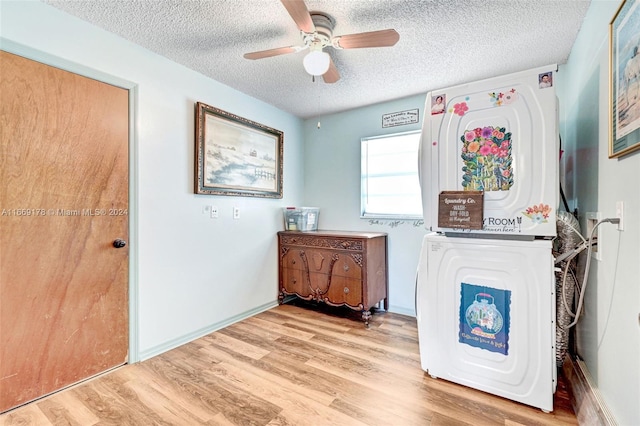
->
<box><xmin>1</xmin><ymin>38</ymin><xmax>140</xmax><ymax>363</ymax></box>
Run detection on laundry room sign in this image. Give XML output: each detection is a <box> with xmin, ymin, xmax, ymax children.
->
<box><xmin>459</xmin><ymin>283</ymin><xmax>511</xmax><ymax>355</ymax></box>
<box><xmin>438</xmin><ymin>191</ymin><xmax>483</xmax><ymax>229</ymax></box>
<box><xmin>382</xmin><ymin>108</ymin><xmax>419</xmax><ymax>128</ymax></box>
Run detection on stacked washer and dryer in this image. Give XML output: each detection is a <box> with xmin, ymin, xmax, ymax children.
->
<box><xmin>416</xmin><ymin>65</ymin><xmax>559</xmax><ymax>412</ymax></box>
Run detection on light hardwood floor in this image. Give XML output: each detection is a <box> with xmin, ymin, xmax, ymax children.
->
<box><xmin>1</xmin><ymin>302</ymin><xmax>577</xmax><ymax>425</ymax></box>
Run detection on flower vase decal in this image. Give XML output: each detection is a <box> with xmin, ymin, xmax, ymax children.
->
<box><xmin>461</xmin><ymin>126</ymin><xmax>513</xmax><ymax>191</ymax></box>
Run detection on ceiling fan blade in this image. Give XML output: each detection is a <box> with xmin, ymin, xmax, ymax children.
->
<box><xmin>280</xmin><ymin>0</ymin><xmax>315</xmax><ymax>33</ymax></box>
<box><xmin>322</xmin><ymin>58</ymin><xmax>340</xmax><ymax>84</ymax></box>
<box><xmin>243</xmin><ymin>46</ymin><xmax>300</xmax><ymax>60</ymax></box>
<box><xmin>333</xmin><ymin>29</ymin><xmax>400</xmax><ymax>49</ymax></box>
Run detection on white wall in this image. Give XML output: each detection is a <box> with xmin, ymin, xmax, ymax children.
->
<box><xmin>1</xmin><ymin>0</ymin><xmax>305</xmax><ymax>360</ymax></box>
<box><xmin>557</xmin><ymin>1</ymin><xmax>640</xmax><ymax>424</ymax></box>
<box><xmin>303</xmin><ymin>95</ymin><xmax>429</xmax><ymax>316</ymax></box>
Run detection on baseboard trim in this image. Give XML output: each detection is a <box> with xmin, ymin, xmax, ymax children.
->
<box><xmin>562</xmin><ymin>355</ymin><xmax>617</xmax><ymax>425</ymax></box>
<box><xmin>138</xmin><ymin>301</ymin><xmax>278</xmax><ymax>361</ymax></box>
<box><xmin>386</xmin><ymin>305</ymin><xmax>415</xmax><ymax>317</ymax></box>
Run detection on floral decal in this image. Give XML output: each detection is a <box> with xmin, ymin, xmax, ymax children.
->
<box><xmin>523</xmin><ymin>203</ymin><xmax>552</xmax><ymax>224</ymax></box>
<box><xmin>461</xmin><ymin>126</ymin><xmax>513</xmax><ymax>191</ymax></box>
<box><xmin>489</xmin><ymin>89</ymin><xmax>518</xmax><ymax>106</ymax></box>
<box><xmin>452</xmin><ymin>102</ymin><xmax>469</xmax><ymax>116</ymax></box>
<box><xmin>448</xmin><ymin>96</ymin><xmax>470</xmax><ymax>116</ymax></box>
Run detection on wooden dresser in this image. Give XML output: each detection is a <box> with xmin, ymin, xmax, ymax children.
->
<box><xmin>277</xmin><ymin>230</ymin><xmax>388</xmax><ymax>326</ymax></box>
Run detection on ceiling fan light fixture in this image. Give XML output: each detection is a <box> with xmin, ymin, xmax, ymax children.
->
<box><xmin>243</xmin><ymin>2</ymin><xmax>399</xmax><ymax>84</ymax></box>
<box><xmin>303</xmin><ymin>49</ymin><xmax>330</xmax><ymax>76</ymax></box>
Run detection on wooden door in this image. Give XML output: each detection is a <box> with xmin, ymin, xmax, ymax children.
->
<box><xmin>0</xmin><ymin>51</ymin><xmax>129</xmax><ymax>412</ymax></box>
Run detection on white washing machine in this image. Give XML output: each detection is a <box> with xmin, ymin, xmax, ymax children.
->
<box><xmin>416</xmin><ymin>233</ymin><xmax>557</xmax><ymax>412</ymax></box>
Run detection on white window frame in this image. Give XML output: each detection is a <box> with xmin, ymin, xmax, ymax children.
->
<box><xmin>360</xmin><ymin>130</ymin><xmax>423</xmax><ymax>220</ymax></box>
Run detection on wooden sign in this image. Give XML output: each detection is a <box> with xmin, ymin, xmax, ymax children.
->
<box><xmin>438</xmin><ymin>191</ymin><xmax>483</xmax><ymax>229</ymax></box>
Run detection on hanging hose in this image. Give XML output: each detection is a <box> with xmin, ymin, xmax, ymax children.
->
<box><xmin>553</xmin><ymin>213</ymin><xmax>620</xmax><ymax>366</ymax></box>
<box><xmin>566</xmin><ymin>219</ymin><xmax>620</xmax><ymax>327</ymax></box>
<box><xmin>554</xmin><ymin>211</ymin><xmax>583</xmax><ymax>366</ymax></box>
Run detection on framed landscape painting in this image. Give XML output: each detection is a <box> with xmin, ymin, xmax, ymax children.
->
<box><xmin>195</xmin><ymin>102</ymin><xmax>283</xmax><ymax>198</ymax></box>
<box><xmin>610</xmin><ymin>0</ymin><xmax>640</xmax><ymax>158</ymax></box>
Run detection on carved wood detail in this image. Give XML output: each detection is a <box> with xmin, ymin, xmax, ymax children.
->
<box><xmin>279</xmin><ymin>234</ymin><xmax>365</xmax><ymax>251</ymax></box>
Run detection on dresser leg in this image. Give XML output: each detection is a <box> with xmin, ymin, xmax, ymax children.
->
<box><xmin>362</xmin><ymin>310</ymin><xmax>371</xmax><ymax>328</ymax></box>
<box><xmin>278</xmin><ymin>292</ymin><xmax>284</xmax><ymax>305</ymax></box>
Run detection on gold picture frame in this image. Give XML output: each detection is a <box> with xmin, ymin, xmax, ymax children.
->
<box><xmin>610</xmin><ymin>0</ymin><xmax>640</xmax><ymax>158</ymax></box>
<box><xmin>195</xmin><ymin>102</ymin><xmax>283</xmax><ymax>198</ymax></box>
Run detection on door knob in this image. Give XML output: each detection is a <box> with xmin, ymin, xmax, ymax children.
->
<box><xmin>113</xmin><ymin>239</ymin><xmax>127</xmax><ymax>248</ymax></box>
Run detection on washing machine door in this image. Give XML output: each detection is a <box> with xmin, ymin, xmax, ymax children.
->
<box><xmin>416</xmin><ymin>233</ymin><xmax>556</xmax><ymax>412</ymax></box>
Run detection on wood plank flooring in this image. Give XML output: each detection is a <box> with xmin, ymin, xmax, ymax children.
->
<box><xmin>1</xmin><ymin>302</ymin><xmax>578</xmax><ymax>425</ymax></box>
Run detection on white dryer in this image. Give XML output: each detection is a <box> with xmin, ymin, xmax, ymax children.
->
<box><xmin>416</xmin><ymin>233</ymin><xmax>557</xmax><ymax>412</ymax></box>
<box><xmin>419</xmin><ymin>64</ymin><xmax>559</xmax><ymax>238</ymax></box>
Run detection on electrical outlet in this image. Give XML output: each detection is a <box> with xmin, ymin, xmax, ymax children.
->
<box><xmin>210</xmin><ymin>206</ymin><xmax>218</xmax><ymax>219</ymax></box>
<box><xmin>616</xmin><ymin>201</ymin><xmax>624</xmax><ymax>231</ymax></box>
<box><xmin>233</xmin><ymin>206</ymin><xmax>240</xmax><ymax>220</ymax></box>
<box><xmin>586</xmin><ymin>212</ymin><xmax>602</xmax><ymax>260</ymax></box>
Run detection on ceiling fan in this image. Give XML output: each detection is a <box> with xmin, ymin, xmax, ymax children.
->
<box><xmin>243</xmin><ymin>0</ymin><xmax>400</xmax><ymax>83</ymax></box>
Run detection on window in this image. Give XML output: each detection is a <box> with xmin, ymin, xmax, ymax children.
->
<box><xmin>361</xmin><ymin>130</ymin><xmax>423</xmax><ymax>219</ymax></box>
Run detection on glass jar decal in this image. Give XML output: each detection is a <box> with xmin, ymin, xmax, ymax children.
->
<box><xmin>465</xmin><ymin>292</ymin><xmax>504</xmax><ymax>335</ymax></box>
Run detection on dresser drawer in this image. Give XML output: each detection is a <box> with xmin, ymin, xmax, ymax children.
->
<box><xmin>280</xmin><ymin>266</ymin><xmax>309</xmax><ymax>298</ymax></box>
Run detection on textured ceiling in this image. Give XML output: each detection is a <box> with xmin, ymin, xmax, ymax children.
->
<box><xmin>43</xmin><ymin>0</ymin><xmax>591</xmax><ymax>119</ymax></box>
